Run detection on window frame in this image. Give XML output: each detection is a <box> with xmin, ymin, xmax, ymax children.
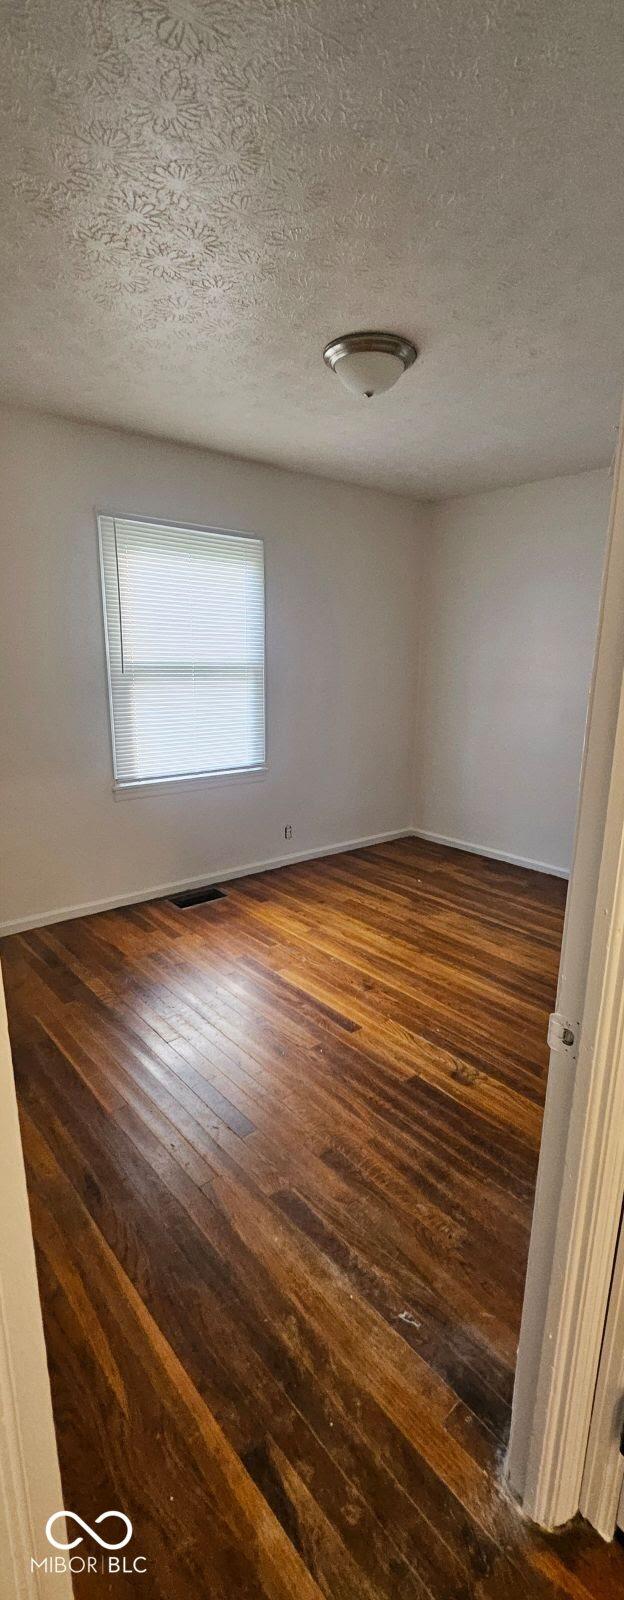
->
<box><xmin>96</xmin><ymin>510</ymin><xmax>268</xmax><ymax>798</ymax></box>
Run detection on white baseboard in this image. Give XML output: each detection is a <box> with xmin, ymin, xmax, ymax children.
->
<box><xmin>0</xmin><ymin>825</ymin><xmax>569</xmax><ymax>936</ymax></box>
<box><xmin>412</xmin><ymin>827</ymin><xmax>569</xmax><ymax>880</ymax></box>
<box><xmin>0</xmin><ymin>828</ymin><xmax>414</xmax><ymax>937</ymax></box>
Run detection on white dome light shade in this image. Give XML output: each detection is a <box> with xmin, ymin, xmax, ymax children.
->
<box><xmin>323</xmin><ymin>331</ymin><xmax>417</xmax><ymax>399</ymax></box>
<box><xmin>331</xmin><ymin>349</ymin><xmax>405</xmax><ymax>397</ymax></box>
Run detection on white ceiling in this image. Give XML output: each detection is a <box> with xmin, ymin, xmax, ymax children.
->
<box><xmin>1</xmin><ymin>0</ymin><xmax>623</xmax><ymax>498</ymax></box>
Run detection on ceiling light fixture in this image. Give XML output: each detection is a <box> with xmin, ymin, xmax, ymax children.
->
<box><xmin>323</xmin><ymin>330</ymin><xmax>417</xmax><ymax>399</ymax></box>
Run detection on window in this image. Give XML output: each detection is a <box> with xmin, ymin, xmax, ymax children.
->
<box><xmin>98</xmin><ymin>515</ymin><xmax>265</xmax><ymax>789</ymax></box>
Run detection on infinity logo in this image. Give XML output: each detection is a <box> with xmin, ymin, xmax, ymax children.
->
<box><xmin>45</xmin><ymin>1511</ymin><xmax>133</xmax><ymax>1551</ymax></box>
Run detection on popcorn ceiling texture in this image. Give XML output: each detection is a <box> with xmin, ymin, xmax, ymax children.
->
<box><xmin>1</xmin><ymin>0</ymin><xmax>623</xmax><ymax>496</ymax></box>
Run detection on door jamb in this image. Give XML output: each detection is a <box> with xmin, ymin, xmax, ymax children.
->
<box><xmin>0</xmin><ymin>971</ymin><xmax>73</xmax><ymax>1596</ymax></box>
<box><xmin>508</xmin><ymin>410</ymin><xmax>624</xmax><ymax>1528</ymax></box>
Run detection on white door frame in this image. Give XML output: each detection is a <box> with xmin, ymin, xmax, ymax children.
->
<box><xmin>508</xmin><ymin>405</ymin><xmax>624</xmax><ymax>1530</ymax></box>
<box><xmin>0</xmin><ymin>968</ymin><xmax>73</xmax><ymax>1597</ymax></box>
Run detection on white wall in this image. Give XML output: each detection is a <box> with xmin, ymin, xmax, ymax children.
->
<box><xmin>0</xmin><ymin>408</ymin><xmax>611</xmax><ymax>932</ymax></box>
<box><xmin>0</xmin><ymin>407</ymin><xmax>426</xmax><ymax>932</ymax></box>
<box><xmin>413</xmin><ymin>469</ymin><xmax>611</xmax><ymax>876</ymax></box>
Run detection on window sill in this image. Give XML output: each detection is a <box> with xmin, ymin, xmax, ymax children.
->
<box><xmin>112</xmin><ymin>767</ymin><xmax>267</xmax><ymax>801</ymax></box>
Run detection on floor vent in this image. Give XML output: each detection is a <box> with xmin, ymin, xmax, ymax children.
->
<box><xmin>168</xmin><ymin>885</ymin><xmax>226</xmax><ymax>909</ymax></box>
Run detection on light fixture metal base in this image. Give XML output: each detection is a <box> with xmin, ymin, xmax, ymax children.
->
<box><xmin>323</xmin><ymin>331</ymin><xmax>417</xmax><ymax>371</ymax></box>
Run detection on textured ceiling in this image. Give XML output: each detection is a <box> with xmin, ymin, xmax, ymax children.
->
<box><xmin>1</xmin><ymin>0</ymin><xmax>623</xmax><ymax>497</ymax></box>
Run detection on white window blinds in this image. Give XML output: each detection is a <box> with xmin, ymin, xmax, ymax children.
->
<box><xmin>98</xmin><ymin>515</ymin><xmax>266</xmax><ymax>787</ymax></box>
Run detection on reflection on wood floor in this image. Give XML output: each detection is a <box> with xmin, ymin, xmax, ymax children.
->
<box><xmin>3</xmin><ymin>837</ymin><xmax>622</xmax><ymax>1596</ymax></box>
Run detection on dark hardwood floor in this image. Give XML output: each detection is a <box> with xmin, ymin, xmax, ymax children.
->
<box><xmin>3</xmin><ymin>837</ymin><xmax>622</xmax><ymax>1597</ymax></box>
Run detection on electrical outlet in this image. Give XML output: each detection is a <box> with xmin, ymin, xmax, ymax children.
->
<box><xmin>284</xmin><ymin>824</ymin><xmax>293</xmax><ymax>841</ymax></box>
